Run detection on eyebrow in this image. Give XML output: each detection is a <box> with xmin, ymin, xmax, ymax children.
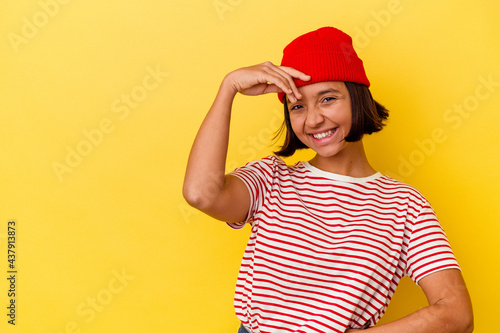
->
<box><xmin>316</xmin><ymin>88</ymin><xmax>341</xmax><ymax>96</ymax></box>
<box><xmin>286</xmin><ymin>88</ymin><xmax>341</xmax><ymax>103</ymax></box>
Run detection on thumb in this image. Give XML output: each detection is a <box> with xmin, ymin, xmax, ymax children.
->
<box><xmin>262</xmin><ymin>83</ymin><xmax>283</xmax><ymax>94</ymax></box>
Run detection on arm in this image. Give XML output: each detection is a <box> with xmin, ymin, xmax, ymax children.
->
<box><xmin>347</xmin><ymin>269</ymin><xmax>473</xmax><ymax>333</ymax></box>
<box><xmin>182</xmin><ymin>62</ymin><xmax>309</xmax><ymax>223</ymax></box>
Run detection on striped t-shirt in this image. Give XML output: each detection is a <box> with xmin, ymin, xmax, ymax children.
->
<box><xmin>228</xmin><ymin>155</ymin><xmax>459</xmax><ymax>333</ymax></box>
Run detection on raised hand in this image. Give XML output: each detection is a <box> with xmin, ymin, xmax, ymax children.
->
<box><xmin>224</xmin><ymin>61</ymin><xmax>310</xmax><ymax>102</ymax></box>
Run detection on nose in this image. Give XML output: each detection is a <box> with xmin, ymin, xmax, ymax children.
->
<box><xmin>304</xmin><ymin>106</ymin><xmax>324</xmax><ymax>128</ymax></box>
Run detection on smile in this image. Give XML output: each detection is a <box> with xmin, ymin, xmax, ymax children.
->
<box><xmin>311</xmin><ymin>128</ymin><xmax>337</xmax><ymax>140</ymax></box>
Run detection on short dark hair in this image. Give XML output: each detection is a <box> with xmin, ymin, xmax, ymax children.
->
<box><xmin>274</xmin><ymin>82</ymin><xmax>389</xmax><ymax>157</ymax></box>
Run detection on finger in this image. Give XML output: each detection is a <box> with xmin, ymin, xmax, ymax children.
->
<box><xmin>280</xmin><ymin>66</ymin><xmax>311</xmax><ymax>82</ymax></box>
<box><xmin>258</xmin><ymin>64</ymin><xmax>302</xmax><ymax>102</ymax></box>
<box><xmin>272</xmin><ymin>65</ymin><xmax>311</xmax><ymax>101</ymax></box>
<box><xmin>257</xmin><ymin>66</ymin><xmax>297</xmax><ymax>99</ymax></box>
<box><xmin>271</xmin><ymin>66</ymin><xmax>305</xmax><ymax>102</ymax></box>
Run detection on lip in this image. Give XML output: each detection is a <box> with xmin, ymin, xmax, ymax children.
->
<box><xmin>308</xmin><ymin>128</ymin><xmax>338</xmax><ymax>144</ymax></box>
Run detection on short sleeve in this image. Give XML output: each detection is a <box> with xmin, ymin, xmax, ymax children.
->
<box><xmin>404</xmin><ymin>201</ymin><xmax>461</xmax><ymax>284</ymax></box>
<box><xmin>225</xmin><ymin>156</ymin><xmax>278</xmax><ymax>229</ymax></box>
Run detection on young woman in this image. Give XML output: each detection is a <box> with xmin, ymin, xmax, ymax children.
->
<box><xmin>183</xmin><ymin>27</ymin><xmax>473</xmax><ymax>333</ymax></box>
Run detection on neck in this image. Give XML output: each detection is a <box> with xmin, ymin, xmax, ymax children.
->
<box><xmin>308</xmin><ymin>141</ymin><xmax>376</xmax><ymax>177</ymax></box>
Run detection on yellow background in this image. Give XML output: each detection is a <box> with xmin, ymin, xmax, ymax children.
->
<box><xmin>1</xmin><ymin>0</ymin><xmax>499</xmax><ymax>332</ymax></box>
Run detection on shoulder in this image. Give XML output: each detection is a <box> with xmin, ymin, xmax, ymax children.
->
<box><xmin>247</xmin><ymin>154</ymin><xmax>289</xmax><ymax>167</ymax></box>
<box><xmin>235</xmin><ymin>155</ymin><xmax>302</xmax><ymax>174</ymax></box>
<box><xmin>375</xmin><ymin>175</ymin><xmax>430</xmax><ymax>207</ymax></box>
<box><xmin>230</xmin><ymin>155</ymin><xmax>309</xmax><ymax>187</ymax></box>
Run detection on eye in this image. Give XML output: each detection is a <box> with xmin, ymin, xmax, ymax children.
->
<box><xmin>323</xmin><ymin>97</ymin><xmax>336</xmax><ymax>103</ymax></box>
<box><xmin>289</xmin><ymin>104</ymin><xmax>304</xmax><ymax>111</ymax></box>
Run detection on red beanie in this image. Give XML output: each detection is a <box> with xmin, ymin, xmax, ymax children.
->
<box><xmin>278</xmin><ymin>27</ymin><xmax>370</xmax><ymax>103</ymax></box>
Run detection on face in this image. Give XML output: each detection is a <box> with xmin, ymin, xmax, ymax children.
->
<box><xmin>286</xmin><ymin>81</ymin><xmax>352</xmax><ymax>159</ymax></box>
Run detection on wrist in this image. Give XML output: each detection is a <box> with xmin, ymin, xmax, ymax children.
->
<box><xmin>218</xmin><ymin>74</ymin><xmax>238</xmax><ymax>101</ymax></box>
<box><xmin>221</xmin><ymin>72</ymin><xmax>239</xmax><ymax>95</ymax></box>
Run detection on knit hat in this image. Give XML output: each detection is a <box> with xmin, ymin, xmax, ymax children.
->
<box><xmin>278</xmin><ymin>27</ymin><xmax>370</xmax><ymax>103</ymax></box>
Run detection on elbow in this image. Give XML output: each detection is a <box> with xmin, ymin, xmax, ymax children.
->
<box><xmin>456</xmin><ymin>318</ymin><xmax>474</xmax><ymax>333</ymax></box>
<box><xmin>459</xmin><ymin>298</ymin><xmax>474</xmax><ymax>333</ymax></box>
<box><xmin>461</xmin><ymin>312</ymin><xmax>474</xmax><ymax>333</ymax></box>
<box><xmin>182</xmin><ymin>183</ymin><xmax>216</xmax><ymax>211</ymax></box>
<box><xmin>449</xmin><ymin>307</ymin><xmax>474</xmax><ymax>333</ymax></box>
<box><xmin>182</xmin><ymin>185</ymin><xmax>204</xmax><ymax>209</ymax></box>
<box><xmin>438</xmin><ymin>314</ymin><xmax>474</xmax><ymax>333</ymax></box>
<box><xmin>432</xmin><ymin>297</ymin><xmax>474</xmax><ymax>333</ymax></box>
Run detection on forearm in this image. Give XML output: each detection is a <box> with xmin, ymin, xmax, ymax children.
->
<box><xmin>183</xmin><ymin>77</ymin><xmax>237</xmax><ymax>209</ymax></box>
<box><xmin>348</xmin><ymin>270</ymin><xmax>473</xmax><ymax>333</ymax></box>
<box><xmin>362</xmin><ymin>302</ymin><xmax>473</xmax><ymax>333</ymax></box>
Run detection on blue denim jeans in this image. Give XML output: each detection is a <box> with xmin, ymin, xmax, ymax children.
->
<box><xmin>238</xmin><ymin>323</ymin><xmax>249</xmax><ymax>333</ymax></box>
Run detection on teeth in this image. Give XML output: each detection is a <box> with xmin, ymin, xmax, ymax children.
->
<box><xmin>312</xmin><ymin>129</ymin><xmax>335</xmax><ymax>139</ymax></box>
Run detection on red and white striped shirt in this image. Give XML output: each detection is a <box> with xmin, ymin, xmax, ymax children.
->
<box><xmin>228</xmin><ymin>155</ymin><xmax>459</xmax><ymax>333</ymax></box>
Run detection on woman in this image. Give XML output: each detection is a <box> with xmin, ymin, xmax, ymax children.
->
<box><xmin>183</xmin><ymin>27</ymin><xmax>473</xmax><ymax>332</ymax></box>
